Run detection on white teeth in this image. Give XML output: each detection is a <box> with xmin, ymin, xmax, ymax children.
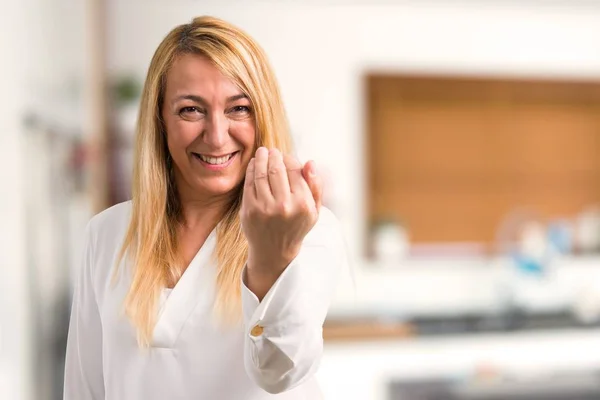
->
<box><xmin>198</xmin><ymin>153</ymin><xmax>233</xmax><ymax>165</ymax></box>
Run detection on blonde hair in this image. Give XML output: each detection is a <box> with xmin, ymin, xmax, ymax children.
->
<box><xmin>117</xmin><ymin>16</ymin><xmax>292</xmax><ymax>346</ymax></box>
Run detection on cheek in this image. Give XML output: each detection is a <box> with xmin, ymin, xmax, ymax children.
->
<box><xmin>166</xmin><ymin>120</ymin><xmax>201</xmax><ymax>154</ymax></box>
<box><xmin>232</xmin><ymin>121</ymin><xmax>256</xmax><ymax>152</ymax></box>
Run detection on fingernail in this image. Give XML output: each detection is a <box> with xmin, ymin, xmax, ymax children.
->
<box><xmin>309</xmin><ymin>163</ymin><xmax>316</xmax><ymax>176</ymax></box>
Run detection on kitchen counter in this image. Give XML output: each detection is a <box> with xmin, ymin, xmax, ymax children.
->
<box><xmin>329</xmin><ymin>255</ymin><xmax>600</xmax><ymax>321</ymax></box>
<box><xmin>317</xmin><ymin>328</ymin><xmax>600</xmax><ymax>400</ymax></box>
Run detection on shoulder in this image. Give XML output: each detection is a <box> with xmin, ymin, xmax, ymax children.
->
<box><xmin>86</xmin><ymin>201</ymin><xmax>133</xmax><ymax>252</ymax></box>
<box><xmin>90</xmin><ymin>200</ymin><xmax>132</xmax><ymax>227</ymax></box>
<box><xmin>315</xmin><ymin>206</ymin><xmax>341</xmax><ymax>232</ymax></box>
<box><xmin>304</xmin><ymin>206</ymin><xmax>345</xmax><ymax>248</ymax></box>
<box><xmin>299</xmin><ymin>207</ymin><xmax>349</xmax><ymax>278</ymax></box>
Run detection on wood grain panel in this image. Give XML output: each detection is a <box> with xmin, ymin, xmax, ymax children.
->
<box><xmin>367</xmin><ymin>75</ymin><xmax>600</xmax><ymax>249</ymax></box>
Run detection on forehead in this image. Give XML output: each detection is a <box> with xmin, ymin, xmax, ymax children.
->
<box><xmin>164</xmin><ymin>53</ymin><xmax>242</xmax><ymax>98</ymax></box>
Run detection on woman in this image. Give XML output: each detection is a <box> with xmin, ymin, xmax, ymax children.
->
<box><xmin>63</xmin><ymin>15</ymin><xmax>347</xmax><ymax>400</ymax></box>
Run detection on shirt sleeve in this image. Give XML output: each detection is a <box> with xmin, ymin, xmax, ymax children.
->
<box><xmin>241</xmin><ymin>208</ymin><xmax>347</xmax><ymax>394</ymax></box>
<box><xmin>64</xmin><ymin>220</ymin><xmax>105</xmax><ymax>400</ymax></box>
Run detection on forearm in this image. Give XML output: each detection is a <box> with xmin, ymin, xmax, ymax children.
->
<box><xmin>240</xmin><ymin>210</ymin><xmax>347</xmax><ymax>394</ymax></box>
<box><xmin>245</xmin><ymin>249</ymin><xmax>296</xmax><ymax>301</ymax></box>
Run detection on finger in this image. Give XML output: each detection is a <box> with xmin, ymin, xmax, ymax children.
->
<box><xmin>243</xmin><ymin>158</ymin><xmax>256</xmax><ymax>202</ymax></box>
<box><xmin>283</xmin><ymin>154</ymin><xmax>307</xmax><ymax>194</ymax></box>
<box><xmin>267</xmin><ymin>149</ymin><xmax>290</xmax><ymax>201</ymax></box>
<box><xmin>254</xmin><ymin>147</ymin><xmax>273</xmax><ymax>201</ymax></box>
<box><xmin>302</xmin><ymin>160</ymin><xmax>323</xmax><ymax>209</ymax></box>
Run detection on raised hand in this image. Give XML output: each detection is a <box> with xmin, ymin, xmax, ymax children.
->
<box><xmin>240</xmin><ymin>147</ymin><xmax>322</xmax><ymax>288</ymax></box>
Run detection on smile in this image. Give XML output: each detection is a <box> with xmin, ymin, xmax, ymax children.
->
<box><xmin>192</xmin><ymin>151</ymin><xmax>239</xmax><ymax>170</ymax></box>
<box><xmin>192</xmin><ymin>151</ymin><xmax>237</xmax><ymax>165</ymax></box>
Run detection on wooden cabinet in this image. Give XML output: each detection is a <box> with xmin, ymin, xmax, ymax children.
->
<box><xmin>367</xmin><ymin>75</ymin><xmax>600</xmax><ymax>246</ymax></box>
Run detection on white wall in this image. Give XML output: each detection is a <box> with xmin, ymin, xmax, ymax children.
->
<box><xmin>0</xmin><ymin>0</ymin><xmax>29</xmax><ymax>397</ymax></box>
<box><xmin>108</xmin><ymin>0</ymin><xmax>600</xmax><ymax>262</ymax></box>
<box><xmin>0</xmin><ymin>0</ymin><xmax>87</xmax><ymax>398</ymax></box>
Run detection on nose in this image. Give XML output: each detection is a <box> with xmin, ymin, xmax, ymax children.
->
<box><xmin>202</xmin><ymin>111</ymin><xmax>229</xmax><ymax>148</ymax></box>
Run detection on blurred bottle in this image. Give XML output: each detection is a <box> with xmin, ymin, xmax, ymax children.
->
<box><xmin>574</xmin><ymin>206</ymin><xmax>600</xmax><ymax>254</ymax></box>
<box><xmin>370</xmin><ymin>218</ymin><xmax>410</xmax><ymax>264</ymax></box>
<box><xmin>546</xmin><ymin>219</ymin><xmax>574</xmax><ymax>257</ymax></box>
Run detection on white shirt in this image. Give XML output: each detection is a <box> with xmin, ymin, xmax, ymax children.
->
<box><xmin>63</xmin><ymin>201</ymin><xmax>347</xmax><ymax>400</ymax></box>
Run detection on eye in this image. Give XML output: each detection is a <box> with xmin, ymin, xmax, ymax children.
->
<box><xmin>178</xmin><ymin>106</ymin><xmax>204</xmax><ymax>121</ymax></box>
<box><xmin>230</xmin><ymin>105</ymin><xmax>251</xmax><ymax>115</ymax></box>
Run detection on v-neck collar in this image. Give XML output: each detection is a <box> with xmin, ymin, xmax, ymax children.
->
<box><xmin>152</xmin><ymin>228</ymin><xmax>217</xmax><ymax>348</ymax></box>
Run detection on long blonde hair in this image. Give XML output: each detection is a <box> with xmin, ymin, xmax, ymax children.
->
<box><xmin>117</xmin><ymin>16</ymin><xmax>292</xmax><ymax>346</ymax></box>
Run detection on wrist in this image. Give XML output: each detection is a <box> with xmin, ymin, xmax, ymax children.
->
<box><xmin>247</xmin><ymin>245</ymin><xmax>300</xmax><ymax>275</ymax></box>
<box><xmin>244</xmin><ymin>247</ymin><xmax>300</xmax><ymax>301</ymax></box>
<box><xmin>244</xmin><ymin>257</ymin><xmax>286</xmax><ymax>302</ymax></box>
<box><xmin>246</xmin><ymin>255</ymin><xmax>288</xmax><ymax>277</ymax></box>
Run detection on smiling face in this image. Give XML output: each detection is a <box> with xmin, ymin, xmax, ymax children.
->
<box><xmin>161</xmin><ymin>53</ymin><xmax>256</xmax><ymax>203</ymax></box>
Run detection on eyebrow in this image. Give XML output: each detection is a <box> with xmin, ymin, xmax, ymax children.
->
<box><xmin>171</xmin><ymin>93</ymin><xmax>248</xmax><ymax>106</ymax></box>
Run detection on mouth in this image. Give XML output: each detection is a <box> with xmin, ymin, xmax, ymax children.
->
<box><xmin>191</xmin><ymin>151</ymin><xmax>239</xmax><ymax>167</ymax></box>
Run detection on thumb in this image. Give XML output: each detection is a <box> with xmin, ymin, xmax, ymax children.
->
<box><xmin>302</xmin><ymin>160</ymin><xmax>323</xmax><ymax>210</ymax></box>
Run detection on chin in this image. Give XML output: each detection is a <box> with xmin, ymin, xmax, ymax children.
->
<box><xmin>198</xmin><ymin>177</ymin><xmax>242</xmax><ymax>197</ymax></box>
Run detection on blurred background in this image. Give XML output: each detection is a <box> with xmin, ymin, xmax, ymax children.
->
<box><xmin>2</xmin><ymin>0</ymin><xmax>600</xmax><ymax>399</ymax></box>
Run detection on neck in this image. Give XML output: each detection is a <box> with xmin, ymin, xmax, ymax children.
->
<box><xmin>172</xmin><ymin>168</ymin><xmax>239</xmax><ymax>232</ymax></box>
<box><xmin>175</xmin><ymin>186</ymin><xmax>237</xmax><ymax>233</ymax></box>
<box><xmin>178</xmin><ymin>195</ymin><xmax>230</xmax><ymax>232</ymax></box>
